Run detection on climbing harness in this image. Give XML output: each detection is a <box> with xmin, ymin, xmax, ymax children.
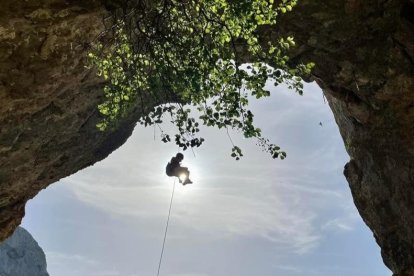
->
<box><xmin>157</xmin><ymin>178</ymin><xmax>176</xmax><ymax>276</ymax></box>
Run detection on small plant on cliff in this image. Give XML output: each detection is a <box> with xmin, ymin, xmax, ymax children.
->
<box><xmin>88</xmin><ymin>0</ymin><xmax>314</xmax><ymax>160</ymax></box>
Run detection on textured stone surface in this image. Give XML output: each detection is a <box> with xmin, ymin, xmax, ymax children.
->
<box><xmin>0</xmin><ymin>0</ymin><xmax>160</xmax><ymax>241</ymax></box>
<box><xmin>0</xmin><ymin>0</ymin><xmax>167</xmax><ymax>240</ymax></box>
<box><xmin>0</xmin><ymin>0</ymin><xmax>106</xmax><ymax>241</ymax></box>
<box><xmin>0</xmin><ymin>227</ymin><xmax>48</xmax><ymax>276</ymax></box>
<box><xmin>0</xmin><ymin>0</ymin><xmax>413</xmax><ymax>275</ymax></box>
<box><xmin>270</xmin><ymin>1</ymin><xmax>414</xmax><ymax>274</ymax></box>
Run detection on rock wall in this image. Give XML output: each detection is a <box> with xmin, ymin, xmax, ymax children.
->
<box><xmin>0</xmin><ymin>0</ymin><xmax>158</xmax><ymax>241</ymax></box>
<box><xmin>0</xmin><ymin>227</ymin><xmax>48</xmax><ymax>276</ymax></box>
<box><xmin>0</xmin><ymin>0</ymin><xmax>413</xmax><ymax>275</ymax></box>
<box><xmin>271</xmin><ymin>1</ymin><xmax>414</xmax><ymax>274</ymax></box>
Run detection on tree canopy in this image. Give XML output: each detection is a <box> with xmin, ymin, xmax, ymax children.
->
<box><xmin>88</xmin><ymin>0</ymin><xmax>314</xmax><ymax>160</ymax></box>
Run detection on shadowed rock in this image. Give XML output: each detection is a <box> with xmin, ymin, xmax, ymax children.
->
<box><xmin>0</xmin><ymin>227</ymin><xmax>48</xmax><ymax>276</ymax></box>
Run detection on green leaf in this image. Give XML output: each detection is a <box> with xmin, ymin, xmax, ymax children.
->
<box><xmin>88</xmin><ymin>0</ymin><xmax>310</xmax><ymax>161</ymax></box>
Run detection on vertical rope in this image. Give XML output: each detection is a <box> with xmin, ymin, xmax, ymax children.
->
<box><xmin>157</xmin><ymin>178</ymin><xmax>176</xmax><ymax>276</ymax></box>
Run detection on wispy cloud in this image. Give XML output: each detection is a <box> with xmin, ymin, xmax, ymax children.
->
<box><xmin>168</xmin><ymin>273</ymin><xmax>210</xmax><ymax>276</ymax></box>
<box><xmin>55</xmin><ymin>82</ymin><xmax>352</xmax><ymax>256</ymax></box>
<box><xmin>61</xmin><ymin>154</ymin><xmax>337</xmax><ymax>255</ymax></box>
<box><xmin>46</xmin><ymin>251</ymin><xmax>126</xmax><ymax>276</ymax></box>
<box><xmin>274</xmin><ymin>265</ymin><xmax>303</xmax><ymax>274</ymax></box>
<box><xmin>321</xmin><ymin>208</ymin><xmax>360</xmax><ymax>232</ymax></box>
<box><xmin>22</xmin><ymin>82</ymin><xmax>391</xmax><ymax>276</ymax></box>
<box><xmin>46</xmin><ymin>250</ymin><xmax>99</xmax><ymax>267</ymax></box>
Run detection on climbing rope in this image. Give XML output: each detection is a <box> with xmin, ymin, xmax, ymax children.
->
<box><xmin>157</xmin><ymin>178</ymin><xmax>176</xmax><ymax>276</ymax></box>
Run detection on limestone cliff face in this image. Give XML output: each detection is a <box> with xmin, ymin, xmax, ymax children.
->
<box><xmin>0</xmin><ymin>0</ymin><xmax>413</xmax><ymax>275</ymax></box>
<box><xmin>272</xmin><ymin>1</ymin><xmax>414</xmax><ymax>274</ymax></box>
<box><xmin>0</xmin><ymin>0</ymin><xmax>157</xmax><ymax>241</ymax></box>
<box><xmin>0</xmin><ymin>0</ymin><xmax>105</xmax><ymax>240</ymax></box>
<box><xmin>0</xmin><ymin>227</ymin><xmax>48</xmax><ymax>276</ymax></box>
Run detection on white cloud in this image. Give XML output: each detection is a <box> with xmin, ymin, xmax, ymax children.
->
<box><xmin>63</xmin><ymin>171</ymin><xmax>321</xmax><ymax>254</ymax></box>
<box><xmin>46</xmin><ymin>251</ymin><xmax>126</xmax><ymax>276</ymax></box>
<box><xmin>46</xmin><ymin>250</ymin><xmax>99</xmax><ymax>267</ymax></box>
<box><xmin>322</xmin><ymin>218</ymin><xmax>354</xmax><ymax>232</ymax></box>
<box><xmin>21</xmin><ymin>82</ymin><xmax>390</xmax><ymax>276</ymax></box>
<box><xmin>51</xmin><ymin>81</ymin><xmax>347</xmax><ymax>253</ymax></box>
<box><xmin>274</xmin><ymin>265</ymin><xmax>303</xmax><ymax>274</ymax></box>
<box><xmin>54</xmin><ymin>81</ymin><xmax>352</xmax><ymax>257</ymax></box>
<box><xmin>168</xmin><ymin>273</ymin><xmax>210</xmax><ymax>276</ymax></box>
<box><xmin>321</xmin><ymin>209</ymin><xmax>360</xmax><ymax>232</ymax></box>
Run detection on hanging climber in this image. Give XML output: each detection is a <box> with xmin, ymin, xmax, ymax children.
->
<box><xmin>166</xmin><ymin>153</ymin><xmax>193</xmax><ymax>185</ymax></box>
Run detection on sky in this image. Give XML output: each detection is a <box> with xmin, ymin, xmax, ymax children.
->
<box><xmin>21</xmin><ymin>82</ymin><xmax>391</xmax><ymax>276</ymax></box>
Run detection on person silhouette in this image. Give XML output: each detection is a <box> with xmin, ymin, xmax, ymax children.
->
<box><xmin>165</xmin><ymin>153</ymin><xmax>193</xmax><ymax>185</ymax></box>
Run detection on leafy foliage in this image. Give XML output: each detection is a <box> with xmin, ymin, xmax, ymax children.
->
<box><xmin>88</xmin><ymin>0</ymin><xmax>314</xmax><ymax>160</ymax></box>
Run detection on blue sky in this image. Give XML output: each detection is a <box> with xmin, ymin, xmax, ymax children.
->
<box><xmin>22</xmin><ymin>82</ymin><xmax>391</xmax><ymax>276</ymax></box>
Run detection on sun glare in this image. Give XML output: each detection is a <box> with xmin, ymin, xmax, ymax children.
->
<box><xmin>179</xmin><ymin>173</ymin><xmax>187</xmax><ymax>183</ymax></box>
